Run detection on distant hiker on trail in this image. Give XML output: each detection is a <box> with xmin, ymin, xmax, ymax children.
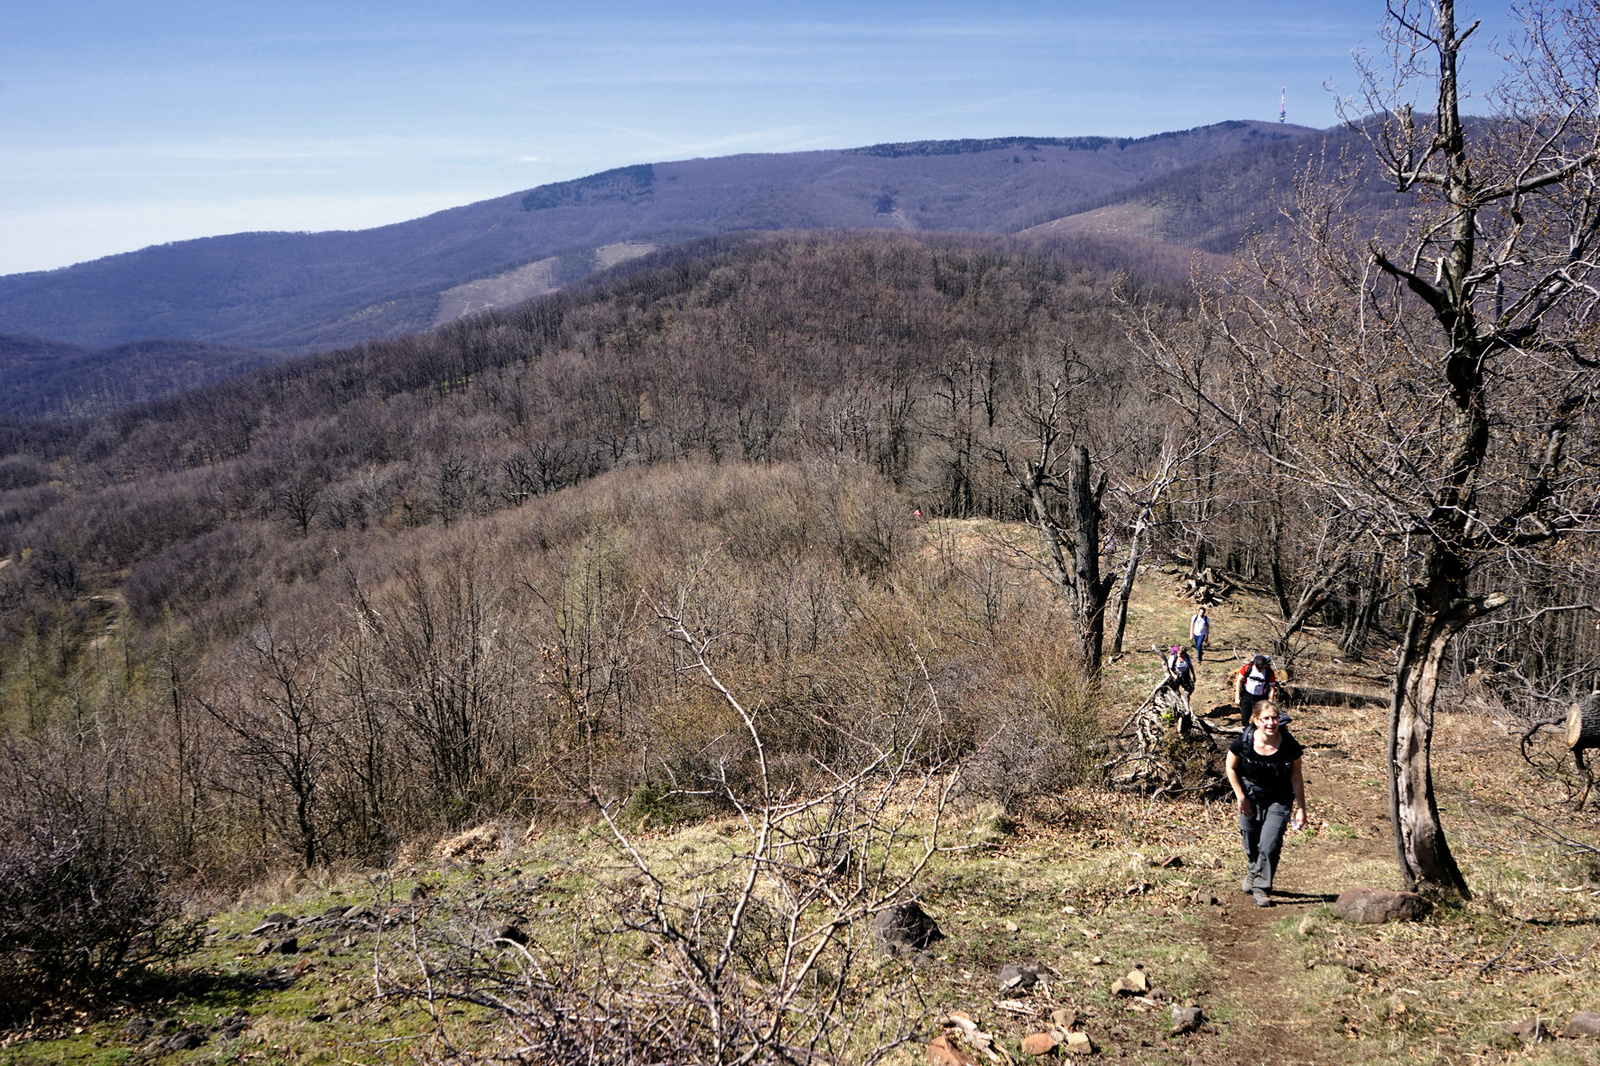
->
<box><xmin>1189</xmin><ymin>606</ymin><xmax>1210</xmax><ymax>663</ymax></box>
<box><xmin>1235</xmin><ymin>654</ymin><xmax>1279</xmax><ymax>723</ymax></box>
<box><xmin>1163</xmin><ymin>646</ymin><xmax>1195</xmax><ymax>698</ymax></box>
<box><xmin>1226</xmin><ymin>700</ymin><xmax>1307</xmax><ymax>907</ymax></box>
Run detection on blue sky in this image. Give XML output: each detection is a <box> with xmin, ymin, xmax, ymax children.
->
<box><xmin>0</xmin><ymin>1</ymin><xmax>1514</xmax><ymax>275</ymax></box>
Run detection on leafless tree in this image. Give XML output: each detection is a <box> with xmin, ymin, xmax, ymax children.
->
<box><xmin>194</xmin><ymin>615</ymin><xmax>333</xmax><ymax>868</ymax></box>
<box><xmin>1106</xmin><ymin>428</ymin><xmax>1227</xmax><ymax>656</ymax></box>
<box><xmin>994</xmin><ymin>372</ymin><xmax>1114</xmax><ymax>677</ymax></box>
<box><xmin>1142</xmin><ymin>0</ymin><xmax>1600</xmax><ymax>896</ymax></box>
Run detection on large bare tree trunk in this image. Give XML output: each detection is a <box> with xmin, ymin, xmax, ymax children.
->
<box><xmin>1387</xmin><ymin>577</ymin><xmax>1507</xmax><ymax>897</ymax></box>
<box><xmin>1068</xmin><ymin>444</ymin><xmax>1110</xmax><ymax>671</ymax></box>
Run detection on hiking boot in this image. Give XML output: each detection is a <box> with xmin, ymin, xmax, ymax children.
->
<box><xmin>1252</xmin><ymin>888</ymin><xmax>1272</xmax><ymax>907</ymax></box>
<box><xmin>1241</xmin><ymin>876</ymin><xmax>1252</xmax><ymax>893</ymax></box>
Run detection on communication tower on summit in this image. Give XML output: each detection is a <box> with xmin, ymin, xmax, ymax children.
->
<box><xmin>1280</xmin><ymin>85</ymin><xmax>1287</xmax><ymax>123</ymax></box>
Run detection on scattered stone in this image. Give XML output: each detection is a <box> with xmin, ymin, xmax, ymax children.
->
<box><xmin>1020</xmin><ymin>1032</ymin><xmax>1058</xmax><ymax>1056</ymax></box>
<box><xmin>1145</xmin><ymin>907</ymin><xmax>1172</xmax><ymax>918</ymax></box>
<box><xmin>343</xmin><ymin>905</ymin><xmax>374</xmax><ymax>921</ymax></box>
<box><xmin>321</xmin><ymin>905</ymin><xmax>347</xmax><ymax>919</ymax></box>
<box><xmin>249</xmin><ymin>913</ymin><xmax>293</xmax><ymax>936</ymax></box>
<box><xmin>253</xmin><ymin>941</ymin><xmax>273</xmax><ymax>956</ymax></box>
<box><xmin>1050</xmin><ymin>1008</ymin><xmax>1080</xmax><ymax>1029</ymax></box>
<box><xmin>998</xmin><ymin>963</ymin><xmax>1039</xmax><ymax>989</ymax></box>
<box><xmin>1170</xmin><ymin>1005</ymin><xmax>1203</xmax><ymax>1035</ymax></box>
<box><xmin>927</xmin><ymin>1036</ymin><xmax>978</xmax><ymax>1066</ymax></box>
<box><xmin>495</xmin><ymin>923</ymin><xmax>529</xmax><ymax>946</ymax></box>
<box><xmin>1062</xmin><ymin>1031</ymin><xmax>1094</xmax><ymax>1053</ymax></box>
<box><xmin>1503</xmin><ymin>1018</ymin><xmax>1548</xmax><ymax>1043</ymax></box>
<box><xmin>156</xmin><ymin>1029</ymin><xmax>207</xmax><ymax>1052</ymax></box>
<box><xmin>410</xmin><ymin>884</ymin><xmax>430</xmax><ymax>901</ymax></box>
<box><xmin>1002</xmin><ymin>919</ymin><xmax>1021</xmax><ymax>933</ymax></box>
<box><xmin>1154</xmin><ymin>855</ymin><xmax>1184</xmax><ymax>868</ymax></box>
<box><xmin>214</xmin><ymin>1015</ymin><xmax>249</xmax><ymax>1041</ymax></box>
<box><xmin>1124</xmin><ymin>881</ymin><xmax>1150</xmax><ymax>895</ymax></box>
<box><xmin>1147</xmin><ymin>987</ymin><xmax>1174</xmax><ymax>1004</ymax></box>
<box><xmin>995</xmin><ymin>999</ymin><xmax>1037</xmax><ymax>1015</ymax></box>
<box><xmin>277</xmin><ymin>937</ymin><xmax>300</xmax><ymax>955</ymax></box>
<box><xmin>1331</xmin><ymin>887</ymin><xmax>1431</xmax><ymax>924</ymax></box>
<box><xmin>121</xmin><ymin>1017</ymin><xmax>154</xmax><ymax>1041</ymax></box>
<box><xmin>292</xmin><ymin>957</ymin><xmax>314</xmax><ymax>975</ymax></box>
<box><xmin>1564</xmin><ymin>1012</ymin><xmax>1600</xmax><ymax>1039</ymax></box>
<box><xmin>1111</xmin><ymin>967</ymin><xmax>1150</xmax><ymax>996</ymax></box>
<box><xmin>873</xmin><ymin>901</ymin><xmax>944</xmax><ymax>956</ymax></box>
<box><xmin>941</xmin><ymin>1011</ymin><xmax>979</xmax><ymax>1033</ymax></box>
<box><xmin>308</xmin><ymin>1012</ymin><xmax>332</xmax><ymax>1023</ymax></box>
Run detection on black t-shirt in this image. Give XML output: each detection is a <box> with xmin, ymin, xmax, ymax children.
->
<box><xmin>1229</xmin><ymin>727</ymin><xmax>1303</xmax><ymax>806</ymax></box>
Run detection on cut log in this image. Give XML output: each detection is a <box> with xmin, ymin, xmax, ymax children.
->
<box><xmin>1568</xmin><ymin>693</ymin><xmax>1600</xmax><ymax>811</ymax></box>
<box><xmin>1567</xmin><ymin>693</ymin><xmax>1600</xmax><ymax>751</ymax></box>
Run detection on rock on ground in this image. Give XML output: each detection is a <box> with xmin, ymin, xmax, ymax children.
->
<box><xmin>1331</xmin><ymin>887</ymin><xmax>1431</xmax><ymax>924</ymax></box>
<box><xmin>874</xmin><ymin>901</ymin><xmax>943</xmax><ymax>955</ymax></box>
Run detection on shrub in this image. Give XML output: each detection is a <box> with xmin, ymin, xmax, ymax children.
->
<box><xmin>0</xmin><ymin>818</ymin><xmax>205</xmax><ymax>1014</ymax></box>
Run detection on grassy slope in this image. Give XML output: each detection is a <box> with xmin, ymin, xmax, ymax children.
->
<box><xmin>4</xmin><ymin>527</ymin><xmax>1598</xmax><ymax>1066</ymax></box>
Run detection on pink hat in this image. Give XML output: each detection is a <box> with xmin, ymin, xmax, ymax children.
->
<box><xmin>1170</xmin><ymin>646</ymin><xmax>1181</xmax><ymax>654</ymax></box>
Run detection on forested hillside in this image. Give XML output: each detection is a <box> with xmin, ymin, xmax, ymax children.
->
<box><xmin>2</xmin><ymin>227</ymin><xmax>1592</xmax><ymax>896</ymax></box>
<box><xmin>1022</xmin><ymin>120</ymin><xmax>1416</xmax><ymax>251</ymax></box>
<box><xmin>0</xmin><ymin>231</ymin><xmax>1215</xmax><ymax>881</ymax></box>
<box><xmin>0</xmin><ymin>334</ymin><xmax>276</xmax><ymax>419</ymax></box>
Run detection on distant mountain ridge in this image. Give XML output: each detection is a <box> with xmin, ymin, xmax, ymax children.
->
<box><xmin>0</xmin><ymin>120</ymin><xmax>1317</xmax><ymax>354</ymax></box>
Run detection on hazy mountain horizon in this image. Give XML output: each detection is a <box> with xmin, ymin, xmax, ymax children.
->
<box><xmin>0</xmin><ymin>120</ymin><xmax>1320</xmax><ymax>355</ymax></box>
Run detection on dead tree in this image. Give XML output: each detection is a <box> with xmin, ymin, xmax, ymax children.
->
<box><xmin>996</xmin><ymin>379</ymin><xmax>1114</xmax><ymax>678</ymax></box>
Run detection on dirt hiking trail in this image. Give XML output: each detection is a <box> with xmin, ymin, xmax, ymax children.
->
<box><xmin>1177</xmin><ymin>653</ymin><xmax>1403</xmax><ymax>1065</ymax></box>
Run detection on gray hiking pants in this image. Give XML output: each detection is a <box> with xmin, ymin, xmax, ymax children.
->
<box><xmin>1240</xmin><ymin>799</ymin><xmax>1291</xmax><ymax>893</ymax></box>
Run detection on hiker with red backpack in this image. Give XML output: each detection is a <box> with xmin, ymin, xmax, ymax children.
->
<box><xmin>1235</xmin><ymin>654</ymin><xmax>1279</xmax><ymax>724</ymax></box>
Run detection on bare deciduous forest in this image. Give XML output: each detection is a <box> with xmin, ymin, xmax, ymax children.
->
<box><xmin>1</xmin><ymin>233</ymin><xmax>1191</xmax><ymax>883</ymax></box>
<box><xmin>2</xmin><ymin>5</ymin><xmax>1600</xmax><ymax>1053</ymax></box>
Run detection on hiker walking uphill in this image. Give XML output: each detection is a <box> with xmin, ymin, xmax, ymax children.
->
<box><xmin>1164</xmin><ymin>646</ymin><xmax>1195</xmax><ymax>698</ymax></box>
<box><xmin>1226</xmin><ymin>700</ymin><xmax>1307</xmax><ymax>907</ymax></box>
<box><xmin>1189</xmin><ymin>607</ymin><xmax>1210</xmax><ymax>663</ymax></box>
<box><xmin>1235</xmin><ymin>654</ymin><xmax>1278</xmax><ymax>724</ymax></box>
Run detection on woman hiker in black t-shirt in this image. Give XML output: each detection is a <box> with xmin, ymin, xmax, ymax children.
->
<box><xmin>1225</xmin><ymin>701</ymin><xmax>1308</xmax><ymax>907</ymax></box>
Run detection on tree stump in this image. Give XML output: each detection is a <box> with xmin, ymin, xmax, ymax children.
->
<box><xmin>1567</xmin><ymin>693</ymin><xmax>1600</xmax><ymax>809</ymax></box>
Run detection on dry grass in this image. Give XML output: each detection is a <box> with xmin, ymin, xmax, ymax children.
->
<box><xmin>5</xmin><ymin>564</ymin><xmax>1600</xmax><ymax>1065</ymax></box>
